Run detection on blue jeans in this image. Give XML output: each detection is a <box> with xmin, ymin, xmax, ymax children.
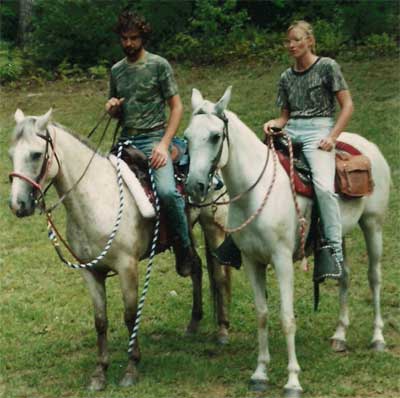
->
<box><xmin>129</xmin><ymin>131</ymin><xmax>190</xmax><ymax>248</ymax></box>
<box><xmin>285</xmin><ymin>117</ymin><xmax>343</xmax><ymax>262</ymax></box>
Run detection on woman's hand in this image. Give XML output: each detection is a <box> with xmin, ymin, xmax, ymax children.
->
<box><xmin>319</xmin><ymin>136</ymin><xmax>336</xmax><ymax>151</ymax></box>
<box><xmin>263</xmin><ymin>120</ymin><xmax>279</xmax><ymax>135</ymax></box>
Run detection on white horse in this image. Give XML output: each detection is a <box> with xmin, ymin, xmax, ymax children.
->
<box><xmin>8</xmin><ymin>109</ymin><xmax>231</xmax><ymax>391</ymax></box>
<box><xmin>184</xmin><ymin>87</ymin><xmax>391</xmax><ymax>397</ymax></box>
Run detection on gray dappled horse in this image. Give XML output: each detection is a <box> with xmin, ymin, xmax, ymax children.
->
<box><xmin>9</xmin><ymin>109</ymin><xmax>231</xmax><ymax>391</ymax></box>
<box><xmin>184</xmin><ymin>87</ymin><xmax>391</xmax><ymax>397</ymax></box>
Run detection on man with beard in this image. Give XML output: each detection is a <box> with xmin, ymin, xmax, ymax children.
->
<box><xmin>106</xmin><ymin>10</ymin><xmax>200</xmax><ymax>277</ymax></box>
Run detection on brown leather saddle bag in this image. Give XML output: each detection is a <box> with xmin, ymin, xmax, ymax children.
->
<box><xmin>335</xmin><ymin>152</ymin><xmax>374</xmax><ymax>198</ymax></box>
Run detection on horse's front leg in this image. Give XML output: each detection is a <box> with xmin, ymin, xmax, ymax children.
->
<box><xmin>118</xmin><ymin>259</ymin><xmax>140</xmax><ymax>387</ymax></box>
<box><xmin>81</xmin><ymin>269</ymin><xmax>108</xmax><ymax>391</ymax></box>
<box><xmin>200</xmin><ymin>215</ymin><xmax>231</xmax><ymax>344</ymax></box>
<box><xmin>273</xmin><ymin>248</ymin><xmax>303</xmax><ymax>398</ymax></box>
<box><xmin>205</xmin><ymin>241</ymin><xmax>231</xmax><ymax>344</ymax></box>
<box><xmin>243</xmin><ymin>258</ymin><xmax>270</xmax><ymax>392</ymax></box>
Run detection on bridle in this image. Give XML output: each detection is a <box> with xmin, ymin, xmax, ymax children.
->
<box><xmin>9</xmin><ymin>116</ymin><xmax>113</xmax><ymax>262</ymax></box>
<box><xmin>188</xmin><ymin>110</ymin><xmax>270</xmax><ymax>209</ymax></box>
<box><xmin>9</xmin><ymin>127</ymin><xmax>61</xmax><ymax>210</ymax></box>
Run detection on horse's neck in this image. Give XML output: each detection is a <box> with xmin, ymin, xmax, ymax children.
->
<box><xmin>222</xmin><ymin>114</ymin><xmax>270</xmax><ymax>194</ymax></box>
<box><xmin>52</xmin><ymin>126</ymin><xmax>111</xmax><ymax>201</ymax></box>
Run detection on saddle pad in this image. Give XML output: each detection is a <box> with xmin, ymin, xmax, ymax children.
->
<box><xmin>109</xmin><ymin>155</ymin><xmax>155</xmax><ymax>219</ymax></box>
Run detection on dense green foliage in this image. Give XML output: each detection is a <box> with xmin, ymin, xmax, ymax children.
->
<box><xmin>0</xmin><ymin>58</ymin><xmax>399</xmax><ymax>398</ymax></box>
<box><xmin>0</xmin><ymin>0</ymin><xmax>399</xmax><ymax>82</ymax></box>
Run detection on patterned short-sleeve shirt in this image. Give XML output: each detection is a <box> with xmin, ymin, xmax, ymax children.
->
<box><xmin>109</xmin><ymin>51</ymin><xmax>178</xmax><ymax>130</ymax></box>
<box><xmin>276</xmin><ymin>57</ymin><xmax>348</xmax><ymax>118</ymax></box>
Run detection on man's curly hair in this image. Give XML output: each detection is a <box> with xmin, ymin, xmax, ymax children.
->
<box><xmin>114</xmin><ymin>10</ymin><xmax>152</xmax><ymax>43</ymax></box>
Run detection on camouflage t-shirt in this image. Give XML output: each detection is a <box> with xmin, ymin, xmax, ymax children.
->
<box><xmin>276</xmin><ymin>57</ymin><xmax>348</xmax><ymax>118</ymax></box>
<box><xmin>109</xmin><ymin>51</ymin><xmax>178</xmax><ymax>131</ymax></box>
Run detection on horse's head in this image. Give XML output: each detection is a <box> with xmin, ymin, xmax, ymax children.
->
<box><xmin>9</xmin><ymin>108</ymin><xmax>58</xmax><ymax>217</ymax></box>
<box><xmin>184</xmin><ymin>86</ymin><xmax>232</xmax><ymax>203</ymax></box>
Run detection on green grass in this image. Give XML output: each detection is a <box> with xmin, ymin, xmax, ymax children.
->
<box><xmin>0</xmin><ymin>58</ymin><xmax>399</xmax><ymax>398</ymax></box>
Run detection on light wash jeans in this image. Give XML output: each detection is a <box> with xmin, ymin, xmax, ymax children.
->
<box><xmin>128</xmin><ymin>130</ymin><xmax>190</xmax><ymax>248</ymax></box>
<box><xmin>285</xmin><ymin>117</ymin><xmax>343</xmax><ymax>262</ymax></box>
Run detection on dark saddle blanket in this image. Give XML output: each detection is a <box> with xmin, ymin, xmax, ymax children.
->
<box><xmin>272</xmin><ymin>135</ymin><xmax>374</xmax><ymax>199</ymax></box>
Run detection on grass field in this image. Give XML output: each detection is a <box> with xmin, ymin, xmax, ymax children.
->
<box><xmin>0</xmin><ymin>58</ymin><xmax>399</xmax><ymax>398</ymax></box>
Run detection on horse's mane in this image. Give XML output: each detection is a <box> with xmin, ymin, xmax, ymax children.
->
<box><xmin>12</xmin><ymin>117</ymin><xmax>105</xmax><ymax>156</ymax></box>
<box><xmin>52</xmin><ymin>122</ymin><xmax>104</xmax><ymax>155</ymax></box>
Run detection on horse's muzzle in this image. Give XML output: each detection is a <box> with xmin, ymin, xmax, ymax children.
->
<box><xmin>9</xmin><ymin>195</ymin><xmax>35</xmax><ymax>217</ymax></box>
<box><xmin>185</xmin><ymin>178</ymin><xmax>209</xmax><ymax>204</ymax></box>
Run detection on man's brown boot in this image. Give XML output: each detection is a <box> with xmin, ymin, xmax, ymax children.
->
<box><xmin>173</xmin><ymin>241</ymin><xmax>201</xmax><ymax>277</ymax></box>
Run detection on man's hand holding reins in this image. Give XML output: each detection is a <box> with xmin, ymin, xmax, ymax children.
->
<box><xmin>106</xmin><ymin>97</ymin><xmax>125</xmax><ymax>118</ymax></box>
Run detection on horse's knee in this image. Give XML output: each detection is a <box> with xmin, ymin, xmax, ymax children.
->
<box><xmin>257</xmin><ymin>309</ymin><xmax>268</xmax><ymax>329</ymax></box>
<box><xmin>281</xmin><ymin>315</ymin><xmax>296</xmax><ymax>335</ymax></box>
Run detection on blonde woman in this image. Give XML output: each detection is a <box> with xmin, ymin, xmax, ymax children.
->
<box><xmin>264</xmin><ymin>21</ymin><xmax>354</xmax><ymax>273</ymax></box>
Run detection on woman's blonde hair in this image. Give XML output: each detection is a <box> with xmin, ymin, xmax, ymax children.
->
<box><xmin>287</xmin><ymin>20</ymin><xmax>316</xmax><ymax>54</ymax></box>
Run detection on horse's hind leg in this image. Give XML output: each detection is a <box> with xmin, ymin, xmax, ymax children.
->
<box><xmin>360</xmin><ymin>215</ymin><xmax>386</xmax><ymax>351</ymax></box>
<box><xmin>81</xmin><ymin>269</ymin><xmax>108</xmax><ymax>391</ymax></box>
<box><xmin>331</xmin><ymin>239</ymin><xmax>350</xmax><ymax>352</ymax></box>
<box><xmin>118</xmin><ymin>259</ymin><xmax>141</xmax><ymax>386</ymax></box>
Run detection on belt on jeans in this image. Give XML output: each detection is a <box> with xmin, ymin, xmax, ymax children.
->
<box><xmin>125</xmin><ymin>124</ymin><xmax>165</xmax><ymax>136</ymax></box>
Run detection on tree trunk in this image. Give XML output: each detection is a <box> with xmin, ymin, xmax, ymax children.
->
<box><xmin>17</xmin><ymin>0</ymin><xmax>35</xmax><ymax>47</ymax></box>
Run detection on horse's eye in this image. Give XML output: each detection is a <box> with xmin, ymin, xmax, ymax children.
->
<box><xmin>30</xmin><ymin>152</ymin><xmax>42</xmax><ymax>161</ymax></box>
<box><xmin>209</xmin><ymin>132</ymin><xmax>221</xmax><ymax>144</ymax></box>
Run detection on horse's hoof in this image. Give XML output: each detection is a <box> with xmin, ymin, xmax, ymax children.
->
<box><xmin>331</xmin><ymin>338</ymin><xmax>347</xmax><ymax>352</ymax></box>
<box><xmin>371</xmin><ymin>340</ymin><xmax>386</xmax><ymax>352</ymax></box>
<box><xmin>249</xmin><ymin>379</ymin><xmax>268</xmax><ymax>392</ymax></box>
<box><xmin>119</xmin><ymin>371</ymin><xmax>137</xmax><ymax>387</ymax></box>
<box><xmin>88</xmin><ymin>376</ymin><xmax>106</xmax><ymax>392</ymax></box>
<box><xmin>284</xmin><ymin>387</ymin><xmax>303</xmax><ymax>398</ymax></box>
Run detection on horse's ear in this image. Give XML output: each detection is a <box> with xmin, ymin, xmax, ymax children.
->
<box><xmin>35</xmin><ymin>108</ymin><xmax>52</xmax><ymax>131</ymax></box>
<box><xmin>214</xmin><ymin>86</ymin><xmax>232</xmax><ymax>116</ymax></box>
<box><xmin>14</xmin><ymin>109</ymin><xmax>25</xmax><ymax>123</ymax></box>
<box><xmin>191</xmin><ymin>88</ymin><xmax>204</xmax><ymax>111</ymax></box>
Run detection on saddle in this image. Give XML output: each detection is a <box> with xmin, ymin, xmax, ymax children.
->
<box><xmin>272</xmin><ymin>135</ymin><xmax>374</xmax><ymax>199</ymax></box>
<box><xmin>110</xmin><ymin>138</ymin><xmax>221</xmax><ymax>256</ymax></box>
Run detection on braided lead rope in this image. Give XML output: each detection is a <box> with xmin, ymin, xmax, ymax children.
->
<box><xmin>128</xmin><ymin>164</ymin><xmax>160</xmax><ymax>356</ymax></box>
<box><xmin>47</xmin><ymin>140</ymin><xmax>127</xmax><ymax>269</ymax></box>
<box><xmin>213</xmin><ymin>141</ymin><xmax>278</xmax><ymax>234</ymax></box>
<box><xmin>284</xmin><ymin>132</ymin><xmax>308</xmax><ymax>271</ymax></box>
